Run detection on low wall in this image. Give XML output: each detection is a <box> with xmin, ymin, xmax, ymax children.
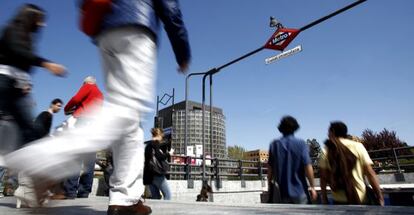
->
<box><xmin>91</xmin><ymin>179</ymin><xmax>267</xmax><ymax>204</ymax></box>
<box><xmin>91</xmin><ymin>173</ymin><xmax>414</xmax><ymax>204</ymax></box>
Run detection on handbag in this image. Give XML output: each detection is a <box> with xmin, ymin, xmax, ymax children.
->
<box><xmin>268</xmin><ymin>179</ymin><xmax>282</xmax><ymax>203</ymax></box>
<box><xmin>80</xmin><ymin>0</ymin><xmax>112</xmax><ymax>36</ymax></box>
<box><xmin>149</xmin><ymin>149</ymin><xmax>169</xmax><ymax>175</ymax></box>
<box><xmin>268</xmin><ymin>140</ymin><xmax>282</xmax><ymax>203</ymax></box>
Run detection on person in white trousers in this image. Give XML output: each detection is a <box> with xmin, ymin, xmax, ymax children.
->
<box><xmin>5</xmin><ymin>0</ymin><xmax>191</xmax><ymax>214</ymax></box>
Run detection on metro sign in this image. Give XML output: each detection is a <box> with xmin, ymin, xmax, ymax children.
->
<box><xmin>264</xmin><ymin>28</ymin><xmax>300</xmax><ymax>51</ymax></box>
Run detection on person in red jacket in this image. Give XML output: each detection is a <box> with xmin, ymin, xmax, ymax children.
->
<box><xmin>64</xmin><ymin>76</ymin><xmax>103</xmax><ymax>118</ymax></box>
<box><xmin>54</xmin><ymin>76</ymin><xmax>103</xmax><ymax>199</ymax></box>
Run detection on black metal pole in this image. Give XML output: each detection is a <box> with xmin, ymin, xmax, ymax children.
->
<box><xmin>156</xmin><ymin>95</ymin><xmax>159</xmax><ymax>117</ymax></box>
<box><xmin>299</xmin><ymin>0</ymin><xmax>367</xmax><ymax>32</ymax></box>
<box><xmin>210</xmin><ymin>75</ymin><xmax>213</xmax><ymax>159</ymax></box>
<box><xmin>185</xmin><ymin>72</ymin><xmax>206</xmax><ymax>157</ymax></box>
<box><xmin>202</xmin><ymin>74</ymin><xmax>207</xmax><ymax>183</ymax></box>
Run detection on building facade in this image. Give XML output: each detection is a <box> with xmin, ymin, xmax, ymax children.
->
<box><xmin>157</xmin><ymin>100</ymin><xmax>227</xmax><ymax>159</ymax></box>
<box><xmin>244</xmin><ymin>149</ymin><xmax>269</xmax><ymax>166</ymax></box>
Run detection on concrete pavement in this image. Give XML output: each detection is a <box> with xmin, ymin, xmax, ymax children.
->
<box><xmin>1</xmin><ymin>196</ymin><xmax>414</xmax><ymax>215</ymax></box>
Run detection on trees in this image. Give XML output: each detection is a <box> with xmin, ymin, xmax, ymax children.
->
<box><xmin>307</xmin><ymin>138</ymin><xmax>321</xmax><ymax>159</ymax></box>
<box><xmin>361</xmin><ymin>129</ymin><xmax>411</xmax><ymax>171</ymax></box>
<box><xmin>227</xmin><ymin>145</ymin><xmax>246</xmax><ymax>160</ymax></box>
<box><xmin>361</xmin><ymin>128</ymin><xmax>408</xmax><ymax>151</ymax></box>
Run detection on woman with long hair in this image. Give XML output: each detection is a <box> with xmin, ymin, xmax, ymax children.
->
<box><xmin>143</xmin><ymin>128</ymin><xmax>171</xmax><ymax>200</ymax></box>
<box><xmin>319</xmin><ymin>121</ymin><xmax>384</xmax><ymax>205</ymax></box>
<box><xmin>0</xmin><ymin>3</ymin><xmax>66</xmax><ymax>207</ymax></box>
<box><xmin>0</xmin><ymin>3</ymin><xmax>66</xmax><ymax>144</ymax></box>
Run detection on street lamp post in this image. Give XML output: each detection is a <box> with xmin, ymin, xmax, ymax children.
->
<box><xmin>184</xmin><ymin>72</ymin><xmax>207</xmax><ymax>157</ymax></box>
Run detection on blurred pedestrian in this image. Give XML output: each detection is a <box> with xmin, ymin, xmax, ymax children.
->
<box><xmin>5</xmin><ymin>1</ymin><xmax>190</xmax><ymax>214</ymax></box>
<box><xmin>0</xmin><ymin>4</ymin><xmax>66</xmax><ymax>208</ymax></box>
<box><xmin>144</xmin><ymin>128</ymin><xmax>171</xmax><ymax>200</ymax></box>
<box><xmin>267</xmin><ymin>116</ymin><xmax>317</xmax><ymax>204</ymax></box>
<box><xmin>319</xmin><ymin>121</ymin><xmax>384</xmax><ymax>205</ymax></box>
<box><xmin>0</xmin><ymin>3</ymin><xmax>66</xmax><ymax>146</ymax></box>
<box><xmin>52</xmin><ymin>76</ymin><xmax>103</xmax><ymax>200</ymax></box>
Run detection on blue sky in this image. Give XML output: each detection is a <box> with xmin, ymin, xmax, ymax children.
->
<box><xmin>1</xmin><ymin>0</ymin><xmax>413</xmax><ymax>151</ymax></box>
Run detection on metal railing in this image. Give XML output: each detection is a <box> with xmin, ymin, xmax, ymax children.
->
<box><xmin>166</xmin><ymin>146</ymin><xmax>414</xmax><ymax>181</ymax></box>
<box><xmin>366</xmin><ymin>146</ymin><xmax>414</xmax><ymax>173</ymax></box>
<box><xmin>168</xmin><ymin>155</ymin><xmax>268</xmax><ymax>182</ymax></box>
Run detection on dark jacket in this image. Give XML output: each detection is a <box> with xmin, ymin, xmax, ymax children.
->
<box><xmin>0</xmin><ymin>25</ymin><xmax>46</xmax><ymax>72</ymax></box>
<box><xmin>91</xmin><ymin>0</ymin><xmax>191</xmax><ymax>67</ymax></box>
<box><xmin>33</xmin><ymin>111</ymin><xmax>52</xmax><ymax>138</ymax></box>
<box><xmin>143</xmin><ymin>140</ymin><xmax>169</xmax><ymax>185</ymax></box>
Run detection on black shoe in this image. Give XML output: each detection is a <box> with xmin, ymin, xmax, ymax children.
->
<box><xmin>107</xmin><ymin>200</ymin><xmax>152</xmax><ymax>215</ymax></box>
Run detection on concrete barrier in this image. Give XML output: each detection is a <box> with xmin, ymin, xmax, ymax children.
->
<box><xmin>91</xmin><ymin>173</ymin><xmax>414</xmax><ymax>205</ymax></box>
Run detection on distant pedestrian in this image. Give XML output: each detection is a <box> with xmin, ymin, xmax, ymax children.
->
<box><xmin>4</xmin><ymin>0</ymin><xmax>190</xmax><ymax>214</ymax></box>
<box><xmin>33</xmin><ymin>98</ymin><xmax>63</xmax><ymax>138</ymax></box>
<box><xmin>144</xmin><ymin>128</ymin><xmax>171</xmax><ymax>200</ymax></box>
<box><xmin>19</xmin><ymin>98</ymin><xmax>63</xmax><ymax>202</ymax></box>
<box><xmin>267</xmin><ymin>116</ymin><xmax>317</xmax><ymax>204</ymax></box>
<box><xmin>51</xmin><ymin>76</ymin><xmax>103</xmax><ymax>200</ymax></box>
<box><xmin>319</xmin><ymin>121</ymin><xmax>384</xmax><ymax>205</ymax></box>
<box><xmin>63</xmin><ymin>76</ymin><xmax>103</xmax><ymax>119</ymax></box>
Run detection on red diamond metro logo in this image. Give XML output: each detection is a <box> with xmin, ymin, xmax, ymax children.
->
<box><xmin>264</xmin><ymin>28</ymin><xmax>300</xmax><ymax>51</ymax></box>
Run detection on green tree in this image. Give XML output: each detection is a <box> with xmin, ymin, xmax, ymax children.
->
<box><xmin>227</xmin><ymin>145</ymin><xmax>246</xmax><ymax>160</ymax></box>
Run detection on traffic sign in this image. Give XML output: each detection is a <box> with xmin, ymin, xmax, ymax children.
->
<box><xmin>264</xmin><ymin>28</ymin><xmax>300</xmax><ymax>51</ymax></box>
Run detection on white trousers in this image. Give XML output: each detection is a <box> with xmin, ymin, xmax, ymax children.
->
<box><xmin>5</xmin><ymin>27</ymin><xmax>157</xmax><ymax>206</ymax></box>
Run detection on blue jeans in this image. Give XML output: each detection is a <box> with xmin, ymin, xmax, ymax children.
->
<box><xmin>149</xmin><ymin>184</ymin><xmax>161</xmax><ymax>199</ymax></box>
<box><xmin>151</xmin><ymin>175</ymin><xmax>171</xmax><ymax>200</ymax></box>
<box><xmin>63</xmin><ymin>156</ymin><xmax>95</xmax><ymax>198</ymax></box>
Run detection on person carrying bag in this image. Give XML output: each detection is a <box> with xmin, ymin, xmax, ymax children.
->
<box><xmin>267</xmin><ymin>141</ymin><xmax>281</xmax><ymax>203</ymax></box>
<box><xmin>143</xmin><ymin>128</ymin><xmax>171</xmax><ymax>200</ymax></box>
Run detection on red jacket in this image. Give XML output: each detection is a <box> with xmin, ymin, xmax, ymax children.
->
<box><xmin>64</xmin><ymin>83</ymin><xmax>103</xmax><ymax>118</ymax></box>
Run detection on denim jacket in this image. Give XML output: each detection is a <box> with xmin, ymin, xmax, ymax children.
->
<box><xmin>81</xmin><ymin>0</ymin><xmax>191</xmax><ymax>66</ymax></box>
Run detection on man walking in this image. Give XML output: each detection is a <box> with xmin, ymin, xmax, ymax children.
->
<box><xmin>268</xmin><ymin>116</ymin><xmax>317</xmax><ymax>204</ymax></box>
<box><xmin>5</xmin><ymin>0</ymin><xmax>190</xmax><ymax>214</ymax></box>
<box><xmin>64</xmin><ymin>76</ymin><xmax>103</xmax><ymax>120</ymax></box>
<box><xmin>53</xmin><ymin>76</ymin><xmax>103</xmax><ymax>199</ymax></box>
<box><xmin>33</xmin><ymin>98</ymin><xmax>63</xmax><ymax>138</ymax></box>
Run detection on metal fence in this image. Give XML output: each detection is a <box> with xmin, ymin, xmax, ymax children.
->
<box><xmin>167</xmin><ymin>146</ymin><xmax>414</xmax><ymax>181</ymax></box>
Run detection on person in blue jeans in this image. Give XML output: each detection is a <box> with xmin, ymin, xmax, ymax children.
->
<box><xmin>52</xmin><ymin>117</ymin><xmax>98</xmax><ymax>200</ymax></box>
<box><xmin>144</xmin><ymin>128</ymin><xmax>171</xmax><ymax>200</ymax></box>
<box><xmin>62</xmin><ymin>153</ymin><xmax>96</xmax><ymax>198</ymax></box>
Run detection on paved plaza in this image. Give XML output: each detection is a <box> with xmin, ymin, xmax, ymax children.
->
<box><xmin>1</xmin><ymin>196</ymin><xmax>414</xmax><ymax>215</ymax></box>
